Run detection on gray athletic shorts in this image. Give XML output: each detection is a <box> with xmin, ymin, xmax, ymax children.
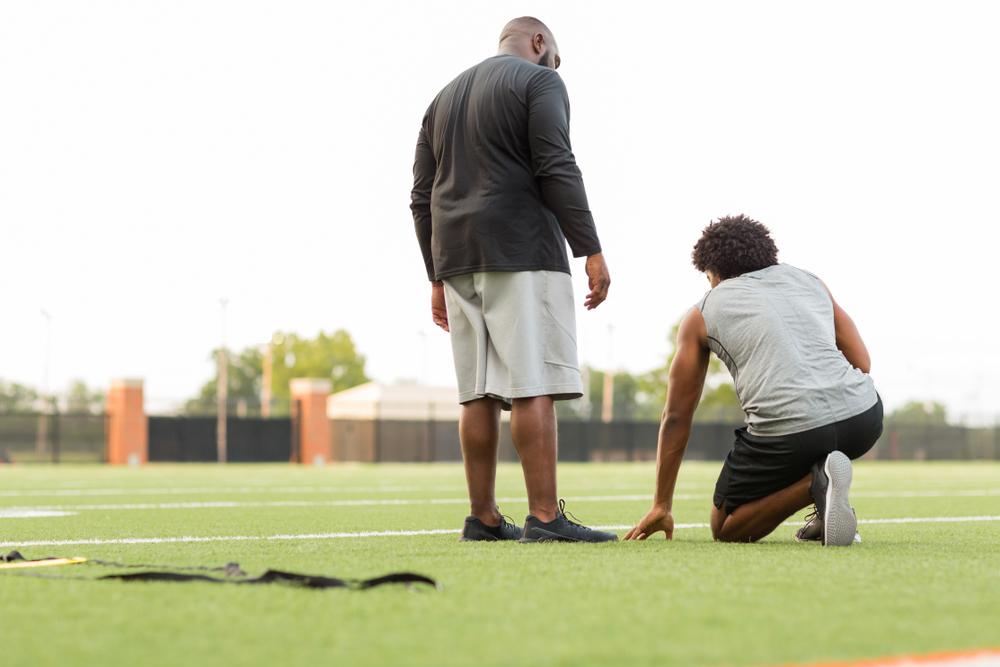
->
<box><xmin>443</xmin><ymin>271</ymin><xmax>584</xmax><ymax>408</ymax></box>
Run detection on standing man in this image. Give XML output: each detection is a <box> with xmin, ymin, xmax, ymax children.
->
<box><xmin>411</xmin><ymin>17</ymin><xmax>616</xmax><ymax>543</ymax></box>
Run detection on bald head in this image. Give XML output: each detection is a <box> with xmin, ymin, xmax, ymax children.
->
<box><xmin>498</xmin><ymin>16</ymin><xmax>560</xmax><ymax>70</ymax></box>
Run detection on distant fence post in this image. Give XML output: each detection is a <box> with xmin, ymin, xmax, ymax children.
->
<box><xmin>290</xmin><ymin>379</ymin><xmax>332</xmax><ymax>465</ymax></box>
<box><xmin>106</xmin><ymin>379</ymin><xmax>147</xmax><ymax>465</ymax></box>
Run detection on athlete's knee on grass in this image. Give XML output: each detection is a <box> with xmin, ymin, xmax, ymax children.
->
<box><xmin>711</xmin><ymin>503</ymin><xmax>764</xmax><ymax>543</ymax></box>
<box><xmin>710</xmin><ymin>504</ymin><xmax>725</xmax><ymax>541</ymax></box>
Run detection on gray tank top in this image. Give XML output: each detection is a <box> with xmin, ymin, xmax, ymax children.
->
<box><xmin>696</xmin><ymin>264</ymin><xmax>877</xmax><ymax>436</ymax></box>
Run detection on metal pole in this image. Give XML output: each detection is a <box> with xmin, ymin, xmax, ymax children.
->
<box><xmin>261</xmin><ymin>337</ymin><xmax>273</xmax><ymax>418</ymax></box>
<box><xmin>36</xmin><ymin>309</ymin><xmax>53</xmax><ymax>460</ymax></box>
<box><xmin>50</xmin><ymin>396</ymin><xmax>60</xmax><ymax>464</ymax></box>
<box><xmin>601</xmin><ymin>324</ymin><xmax>615</xmax><ymax>423</ymax></box>
<box><xmin>418</xmin><ymin>330</ymin><xmax>428</xmax><ymax>385</ymax></box>
<box><xmin>217</xmin><ymin>298</ymin><xmax>228</xmax><ymax>463</ymax></box>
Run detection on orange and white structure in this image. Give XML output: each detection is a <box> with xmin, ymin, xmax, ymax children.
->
<box><xmin>290</xmin><ymin>378</ymin><xmax>332</xmax><ymax>465</ymax></box>
<box><xmin>795</xmin><ymin>648</ymin><xmax>1000</xmax><ymax>667</ymax></box>
<box><xmin>105</xmin><ymin>378</ymin><xmax>147</xmax><ymax>465</ymax></box>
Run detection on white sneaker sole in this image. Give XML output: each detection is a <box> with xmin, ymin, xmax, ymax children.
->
<box><xmin>822</xmin><ymin>451</ymin><xmax>857</xmax><ymax>547</ymax></box>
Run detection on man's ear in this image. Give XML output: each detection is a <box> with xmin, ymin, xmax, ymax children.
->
<box><xmin>532</xmin><ymin>32</ymin><xmax>545</xmax><ymax>54</ymax></box>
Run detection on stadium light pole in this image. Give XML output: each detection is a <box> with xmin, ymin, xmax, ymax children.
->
<box><xmin>217</xmin><ymin>298</ymin><xmax>228</xmax><ymax>463</ymax></box>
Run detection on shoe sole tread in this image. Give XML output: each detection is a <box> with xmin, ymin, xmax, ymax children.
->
<box><xmin>823</xmin><ymin>451</ymin><xmax>857</xmax><ymax>547</ymax></box>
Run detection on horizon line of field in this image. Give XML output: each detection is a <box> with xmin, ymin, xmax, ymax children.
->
<box><xmin>1</xmin><ymin>488</ymin><xmax>999</xmax><ymax>512</ymax></box>
<box><xmin>2</xmin><ymin>515</ymin><xmax>999</xmax><ymax>548</ymax></box>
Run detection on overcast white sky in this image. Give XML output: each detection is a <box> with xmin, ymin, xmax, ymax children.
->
<box><xmin>2</xmin><ymin>1</ymin><xmax>998</xmax><ymax>421</ymax></box>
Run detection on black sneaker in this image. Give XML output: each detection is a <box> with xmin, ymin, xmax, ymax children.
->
<box><xmin>810</xmin><ymin>451</ymin><xmax>857</xmax><ymax>547</ymax></box>
<box><xmin>795</xmin><ymin>505</ymin><xmax>862</xmax><ymax>544</ymax></box>
<box><xmin>459</xmin><ymin>514</ymin><xmax>522</xmax><ymax>541</ymax></box>
<box><xmin>795</xmin><ymin>507</ymin><xmax>823</xmax><ymax>542</ymax></box>
<box><xmin>519</xmin><ymin>499</ymin><xmax>618</xmax><ymax>543</ymax></box>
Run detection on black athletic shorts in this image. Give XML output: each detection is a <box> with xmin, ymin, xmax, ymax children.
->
<box><xmin>713</xmin><ymin>396</ymin><xmax>883</xmax><ymax>515</ymax></box>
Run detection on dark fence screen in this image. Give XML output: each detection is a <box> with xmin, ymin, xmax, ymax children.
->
<box><xmin>2</xmin><ymin>414</ymin><xmax>996</xmax><ymax>463</ymax></box>
<box><xmin>148</xmin><ymin>417</ymin><xmax>292</xmax><ymax>462</ymax></box>
<box><xmin>336</xmin><ymin>419</ymin><xmax>1000</xmax><ymax>463</ymax></box>
<box><xmin>361</xmin><ymin>420</ymin><xmax>739</xmax><ymax>463</ymax></box>
<box><xmin>0</xmin><ymin>413</ymin><xmax>105</xmax><ymax>463</ymax></box>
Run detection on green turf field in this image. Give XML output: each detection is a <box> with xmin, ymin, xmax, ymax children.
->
<box><xmin>1</xmin><ymin>461</ymin><xmax>998</xmax><ymax>666</ymax></box>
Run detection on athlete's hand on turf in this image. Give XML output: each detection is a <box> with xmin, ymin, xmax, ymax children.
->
<box><xmin>431</xmin><ymin>282</ymin><xmax>449</xmax><ymax>332</ymax></box>
<box><xmin>623</xmin><ymin>505</ymin><xmax>674</xmax><ymax>541</ymax></box>
<box><xmin>584</xmin><ymin>253</ymin><xmax>610</xmax><ymax>310</ymax></box>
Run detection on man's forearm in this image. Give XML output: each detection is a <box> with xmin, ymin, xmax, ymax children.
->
<box><xmin>652</xmin><ymin>414</ymin><xmax>692</xmax><ymax>509</ymax></box>
<box><xmin>537</xmin><ymin>171</ymin><xmax>601</xmax><ymax>257</ymax></box>
<box><xmin>412</xmin><ymin>209</ymin><xmax>435</xmax><ymax>281</ymax></box>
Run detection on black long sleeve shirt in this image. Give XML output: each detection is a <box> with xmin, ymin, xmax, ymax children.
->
<box><xmin>411</xmin><ymin>55</ymin><xmax>602</xmax><ymax>282</ymax></box>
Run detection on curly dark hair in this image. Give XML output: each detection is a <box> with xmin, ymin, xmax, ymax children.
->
<box><xmin>691</xmin><ymin>214</ymin><xmax>779</xmax><ymax>280</ymax></box>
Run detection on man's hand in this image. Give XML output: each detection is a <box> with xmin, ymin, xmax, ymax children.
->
<box><xmin>584</xmin><ymin>252</ymin><xmax>610</xmax><ymax>310</ymax></box>
<box><xmin>431</xmin><ymin>282</ymin><xmax>449</xmax><ymax>332</ymax></box>
<box><xmin>622</xmin><ymin>504</ymin><xmax>674</xmax><ymax>541</ymax></box>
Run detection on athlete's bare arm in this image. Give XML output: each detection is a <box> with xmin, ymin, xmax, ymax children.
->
<box><xmin>822</xmin><ymin>282</ymin><xmax>871</xmax><ymax>373</ymax></box>
<box><xmin>623</xmin><ymin>308</ymin><xmax>710</xmax><ymax>540</ymax></box>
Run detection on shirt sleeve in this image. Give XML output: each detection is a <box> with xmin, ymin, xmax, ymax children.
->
<box><xmin>410</xmin><ymin>117</ymin><xmax>437</xmax><ymax>281</ymax></box>
<box><xmin>527</xmin><ymin>69</ymin><xmax>602</xmax><ymax>258</ymax></box>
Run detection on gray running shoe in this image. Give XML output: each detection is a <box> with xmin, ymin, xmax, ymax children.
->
<box><xmin>519</xmin><ymin>499</ymin><xmax>618</xmax><ymax>543</ymax></box>
<box><xmin>810</xmin><ymin>451</ymin><xmax>858</xmax><ymax>547</ymax></box>
<box><xmin>460</xmin><ymin>514</ymin><xmax>522</xmax><ymax>541</ymax></box>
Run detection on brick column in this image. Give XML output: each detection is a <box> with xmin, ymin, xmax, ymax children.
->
<box><xmin>106</xmin><ymin>379</ymin><xmax>147</xmax><ymax>465</ymax></box>
<box><xmin>290</xmin><ymin>379</ymin><xmax>332</xmax><ymax>465</ymax></box>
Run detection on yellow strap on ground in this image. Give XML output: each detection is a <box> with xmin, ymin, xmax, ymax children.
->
<box><xmin>0</xmin><ymin>557</ymin><xmax>88</xmax><ymax>570</ymax></box>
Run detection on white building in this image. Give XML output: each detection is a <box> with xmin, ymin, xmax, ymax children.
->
<box><xmin>326</xmin><ymin>382</ymin><xmax>460</xmax><ymax>421</ymax></box>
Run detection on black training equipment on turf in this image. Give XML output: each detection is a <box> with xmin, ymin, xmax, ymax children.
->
<box><xmin>1</xmin><ymin>550</ymin><xmax>438</xmax><ymax>589</ymax></box>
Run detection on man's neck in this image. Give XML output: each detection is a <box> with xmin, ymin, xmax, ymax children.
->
<box><xmin>496</xmin><ymin>46</ymin><xmax>530</xmax><ymax>61</ymax></box>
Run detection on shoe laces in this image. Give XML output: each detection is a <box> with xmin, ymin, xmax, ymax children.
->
<box><xmin>558</xmin><ymin>499</ymin><xmax>591</xmax><ymax>530</ymax></box>
<box><xmin>500</xmin><ymin>513</ymin><xmax>517</xmax><ymax>530</ymax></box>
<box><xmin>803</xmin><ymin>505</ymin><xmax>819</xmax><ymax>523</ymax></box>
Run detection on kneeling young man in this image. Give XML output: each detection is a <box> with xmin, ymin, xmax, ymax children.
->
<box><xmin>624</xmin><ymin>215</ymin><xmax>882</xmax><ymax>546</ymax></box>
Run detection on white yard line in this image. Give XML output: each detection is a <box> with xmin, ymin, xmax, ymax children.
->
<box><xmin>4</xmin><ymin>489</ymin><xmax>999</xmax><ymax>513</ymax></box>
<box><xmin>2</xmin><ymin>515</ymin><xmax>998</xmax><ymax>548</ymax></box>
<box><xmin>0</xmin><ymin>484</ymin><xmax>705</xmax><ymax>498</ymax></box>
<box><xmin>0</xmin><ymin>494</ymin><xmax>663</xmax><ymax>512</ymax></box>
<box><xmin>0</xmin><ymin>509</ymin><xmax>77</xmax><ymax>519</ymax></box>
<box><xmin>0</xmin><ymin>486</ymin><xmax>450</xmax><ymax>498</ymax></box>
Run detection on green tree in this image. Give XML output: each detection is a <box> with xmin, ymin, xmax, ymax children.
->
<box><xmin>185</xmin><ymin>347</ymin><xmax>264</xmax><ymax>415</ymax></box>
<box><xmin>185</xmin><ymin>329</ymin><xmax>369</xmax><ymax>416</ymax></box>
<box><xmin>638</xmin><ymin>319</ymin><xmax>744</xmax><ymax>423</ymax></box>
<box><xmin>0</xmin><ymin>380</ymin><xmax>38</xmax><ymax>414</ymax></box>
<box><xmin>888</xmin><ymin>401</ymin><xmax>948</xmax><ymax>425</ymax></box>
<box><xmin>268</xmin><ymin>330</ymin><xmax>369</xmax><ymax>407</ymax></box>
<box><xmin>562</xmin><ymin>367</ymin><xmax>661</xmax><ymax>421</ymax></box>
<box><xmin>557</xmin><ymin>316</ymin><xmax>744</xmax><ymax>423</ymax></box>
<box><xmin>65</xmin><ymin>379</ymin><xmax>106</xmax><ymax>414</ymax></box>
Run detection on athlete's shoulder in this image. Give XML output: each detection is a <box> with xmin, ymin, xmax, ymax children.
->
<box><xmin>695</xmin><ymin>289</ymin><xmax>714</xmax><ymax>312</ymax></box>
<box><xmin>679</xmin><ymin>305</ymin><xmax>709</xmax><ymax>345</ymax></box>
